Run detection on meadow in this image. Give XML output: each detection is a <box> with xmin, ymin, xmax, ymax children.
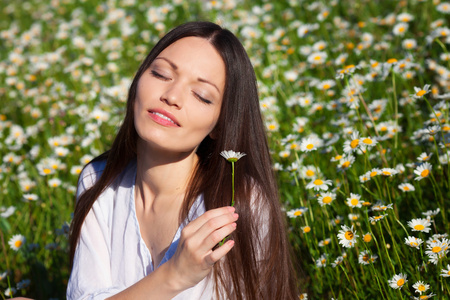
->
<box><xmin>1</xmin><ymin>0</ymin><xmax>450</xmax><ymax>299</ymax></box>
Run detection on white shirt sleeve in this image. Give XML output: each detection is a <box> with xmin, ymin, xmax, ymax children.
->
<box><xmin>67</xmin><ymin>161</ymin><xmax>126</xmax><ymax>300</ymax></box>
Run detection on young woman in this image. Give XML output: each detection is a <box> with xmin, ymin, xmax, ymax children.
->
<box><xmin>67</xmin><ymin>21</ymin><xmax>298</xmax><ymax>299</ymax></box>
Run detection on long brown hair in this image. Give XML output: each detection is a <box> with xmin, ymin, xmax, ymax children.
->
<box><xmin>69</xmin><ymin>21</ymin><xmax>298</xmax><ymax>299</ymax></box>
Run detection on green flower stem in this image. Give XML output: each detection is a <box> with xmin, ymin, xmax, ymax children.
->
<box><xmin>231</xmin><ymin>161</ymin><xmax>235</xmax><ymax>207</ymax></box>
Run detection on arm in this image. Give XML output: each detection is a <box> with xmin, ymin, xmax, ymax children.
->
<box><xmin>106</xmin><ymin>206</ymin><xmax>238</xmax><ymax>299</ymax></box>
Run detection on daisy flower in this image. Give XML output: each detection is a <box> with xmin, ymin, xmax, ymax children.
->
<box><xmin>301</xmin><ymin>226</ymin><xmax>311</xmax><ymax>233</ymax></box>
<box><xmin>393</xmin><ymin>22</ymin><xmax>409</xmax><ymax>36</ymax></box>
<box><xmin>414</xmin><ymin>162</ymin><xmax>432</xmax><ymax>181</ymax></box>
<box><xmin>359</xmin><ymin>172</ymin><xmax>371</xmax><ymax>183</ymax></box>
<box><xmin>338</xmin><ymin>154</ymin><xmax>355</xmax><ymax>170</ymax></box>
<box><xmin>343</xmin><ymin>131</ymin><xmax>361</xmax><ymax>153</ymax></box>
<box><xmin>363</xmin><ymin>232</ymin><xmax>372</xmax><ymax>243</ymax></box>
<box><xmin>388</xmin><ymin>273</ymin><xmax>407</xmax><ymax>289</ymax></box>
<box><xmin>300</xmin><ymin>137</ymin><xmax>318</xmax><ymax>152</ymax></box>
<box><xmin>372</xmin><ymin>202</ymin><xmax>393</xmax><ymax>211</ymax></box>
<box><xmin>8</xmin><ymin>234</ymin><xmax>25</xmax><ymax>251</ymax></box>
<box><xmin>408</xmin><ymin>218</ymin><xmax>432</xmax><ymax>233</ymax></box>
<box><xmin>417</xmin><ymin>152</ymin><xmax>433</xmax><ymax>162</ymax></box>
<box><xmin>299</xmin><ymin>165</ymin><xmax>320</xmax><ymax>179</ymax></box>
<box><xmin>441</xmin><ymin>264</ymin><xmax>450</xmax><ymax>277</ymax></box>
<box><xmin>412</xmin><ymin>84</ymin><xmax>431</xmax><ymax>99</ymax></box>
<box><xmin>4</xmin><ymin>287</ymin><xmax>16</xmax><ymax>297</ymax></box>
<box><xmin>348</xmin><ymin>213</ymin><xmax>360</xmax><ymax>221</ymax></box>
<box><xmin>422</xmin><ymin>208</ymin><xmax>440</xmax><ymax>218</ymax></box>
<box><xmin>331</xmin><ymin>256</ymin><xmax>344</xmax><ymax>268</ymax></box>
<box><xmin>436</xmin><ymin>2</ymin><xmax>450</xmax><ymax>14</ymax></box>
<box><xmin>337</xmin><ymin>225</ymin><xmax>359</xmax><ymax>248</ymax></box>
<box><xmin>306</xmin><ymin>178</ymin><xmax>333</xmax><ymax>191</ymax></box>
<box><xmin>346</xmin><ymin>193</ymin><xmax>363</xmax><ymax>208</ymax></box>
<box><xmin>358</xmin><ymin>250</ymin><xmax>378</xmax><ymax>265</ymax></box>
<box><xmin>369</xmin><ymin>214</ymin><xmax>388</xmax><ymax>223</ymax></box>
<box><xmin>286</xmin><ymin>207</ymin><xmax>308</xmax><ymax>218</ymax></box>
<box><xmin>317</xmin><ymin>192</ymin><xmax>336</xmax><ymax>206</ymax></box>
<box><xmin>404</xmin><ymin>236</ymin><xmax>423</xmax><ymax>248</ymax></box>
<box><xmin>315</xmin><ymin>253</ymin><xmax>328</xmax><ymax>267</ymax></box>
<box><xmin>381</xmin><ymin>168</ymin><xmax>398</xmax><ymax>176</ymax></box>
<box><xmin>220</xmin><ymin>150</ymin><xmax>246</xmax><ymax>162</ymax></box>
<box><xmin>318</xmin><ymin>238</ymin><xmax>331</xmax><ymax>247</ymax></box>
<box><xmin>307</xmin><ymin>51</ymin><xmax>327</xmax><ymax>65</ymax></box>
<box><xmin>398</xmin><ymin>183</ymin><xmax>415</xmax><ymax>192</ymax></box>
<box><xmin>412</xmin><ymin>281</ymin><xmax>430</xmax><ymax>295</ymax></box>
<box><xmin>23</xmin><ymin>193</ymin><xmax>38</xmax><ymax>201</ymax></box>
<box><xmin>360</xmin><ymin>136</ymin><xmax>377</xmax><ymax>148</ymax></box>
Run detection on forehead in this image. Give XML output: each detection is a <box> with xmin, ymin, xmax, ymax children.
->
<box><xmin>155</xmin><ymin>37</ymin><xmax>226</xmax><ymax>89</ymax></box>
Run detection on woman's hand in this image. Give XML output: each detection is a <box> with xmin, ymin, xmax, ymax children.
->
<box><xmin>166</xmin><ymin>206</ymin><xmax>238</xmax><ymax>291</ymax></box>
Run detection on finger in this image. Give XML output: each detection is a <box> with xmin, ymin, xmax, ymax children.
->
<box><xmin>194</xmin><ymin>212</ymin><xmax>238</xmax><ymax>246</ymax></box>
<box><xmin>207</xmin><ymin>239</ymin><xmax>235</xmax><ymax>265</ymax></box>
<box><xmin>183</xmin><ymin>206</ymin><xmax>235</xmax><ymax>235</ymax></box>
<box><xmin>200</xmin><ymin>221</ymin><xmax>237</xmax><ymax>251</ymax></box>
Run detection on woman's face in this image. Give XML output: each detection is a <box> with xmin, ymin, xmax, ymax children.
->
<box><xmin>134</xmin><ymin>36</ymin><xmax>226</xmax><ymax>155</ymax></box>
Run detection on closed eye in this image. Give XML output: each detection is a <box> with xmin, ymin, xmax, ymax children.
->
<box><xmin>151</xmin><ymin>70</ymin><xmax>170</xmax><ymax>81</ymax></box>
<box><xmin>193</xmin><ymin>92</ymin><xmax>212</xmax><ymax>104</ymax></box>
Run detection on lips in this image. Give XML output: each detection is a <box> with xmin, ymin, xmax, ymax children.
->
<box><xmin>147</xmin><ymin>109</ymin><xmax>180</xmax><ymax>127</ymax></box>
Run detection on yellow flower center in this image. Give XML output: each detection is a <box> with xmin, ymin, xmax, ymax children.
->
<box><xmin>418</xmin><ymin>285</ymin><xmax>426</xmax><ymax>292</ymax></box>
<box><xmin>382</xmin><ymin>171</ymin><xmax>391</xmax><ymax>175</ymax></box>
<box><xmin>305</xmin><ymin>170</ymin><xmax>315</xmax><ymax>177</ymax></box>
<box><xmin>421</xmin><ymin>169</ymin><xmax>429</xmax><ymax>177</ymax></box>
<box><xmin>314</xmin><ymin>55</ymin><xmax>321</xmax><ymax>61</ymax></box>
<box><xmin>363</xmin><ymin>138</ymin><xmax>373</xmax><ymax>144</ymax></box>
<box><xmin>416</xmin><ymin>90</ymin><xmax>426</xmax><ymax>97</ymax></box>
<box><xmin>314</xmin><ymin>179</ymin><xmax>323</xmax><ymax>185</ymax></box>
<box><xmin>410</xmin><ymin>242</ymin><xmax>418</xmax><ymax>247</ymax></box>
<box><xmin>387</xmin><ymin>58</ymin><xmax>398</xmax><ymax>64</ymax></box>
<box><xmin>344</xmin><ymin>231</ymin><xmax>354</xmax><ymax>240</ymax></box>
<box><xmin>303</xmin><ymin>226</ymin><xmax>311</xmax><ymax>233</ymax></box>
<box><xmin>294</xmin><ymin>211</ymin><xmax>302</xmax><ymax>216</ymax></box>
<box><xmin>363</xmin><ymin>254</ymin><xmax>369</xmax><ymax>262</ymax></box>
<box><xmin>350</xmin><ymin>139</ymin><xmax>359</xmax><ymax>148</ymax></box>
<box><xmin>322</xmin><ymin>196</ymin><xmax>332</xmax><ymax>204</ymax></box>
<box><xmin>364</xmin><ymin>234</ymin><xmax>372</xmax><ymax>242</ymax></box>
<box><xmin>43</xmin><ymin>168</ymin><xmax>52</xmax><ymax>175</ymax></box>
<box><xmin>14</xmin><ymin>240</ymin><xmax>22</xmax><ymax>248</ymax></box>
<box><xmin>370</xmin><ymin>171</ymin><xmax>377</xmax><ymax>177</ymax></box>
<box><xmin>350</xmin><ymin>198</ymin><xmax>359</xmax><ymax>206</ymax></box>
<box><xmin>334</xmin><ymin>155</ymin><xmax>342</xmax><ymax>160</ymax></box>
<box><xmin>432</xmin><ymin>246</ymin><xmax>442</xmax><ymax>253</ymax></box>
<box><xmin>414</xmin><ymin>224</ymin><xmax>425</xmax><ymax>230</ymax></box>
<box><xmin>397</xmin><ymin>279</ymin><xmax>405</xmax><ymax>286</ymax></box>
<box><xmin>342</xmin><ymin>161</ymin><xmax>351</xmax><ymax>168</ymax></box>
<box><xmin>306</xmin><ymin>144</ymin><xmax>314</xmax><ymax>150</ymax></box>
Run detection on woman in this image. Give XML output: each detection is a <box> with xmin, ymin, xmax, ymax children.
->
<box><xmin>68</xmin><ymin>21</ymin><xmax>298</xmax><ymax>299</ymax></box>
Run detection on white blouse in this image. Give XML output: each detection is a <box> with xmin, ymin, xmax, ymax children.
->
<box><xmin>66</xmin><ymin>159</ymin><xmax>216</xmax><ymax>299</ymax></box>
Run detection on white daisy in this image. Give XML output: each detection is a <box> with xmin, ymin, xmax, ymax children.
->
<box><xmin>306</xmin><ymin>178</ymin><xmax>333</xmax><ymax>191</ymax></box>
<box><xmin>414</xmin><ymin>162</ymin><xmax>432</xmax><ymax>181</ymax></box>
<box><xmin>220</xmin><ymin>150</ymin><xmax>246</xmax><ymax>162</ymax></box>
<box><xmin>408</xmin><ymin>218</ymin><xmax>432</xmax><ymax>233</ymax></box>
<box><xmin>404</xmin><ymin>236</ymin><xmax>423</xmax><ymax>249</ymax></box>
<box><xmin>346</xmin><ymin>193</ymin><xmax>363</xmax><ymax>208</ymax></box>
<box><xmin>412</xmin><ymin>281</ymin><xmax>429</xmax><ymax>295</ymax></box>
<box><xmin>337</xmin><ymin>225</ymin><xmax>359</xmax><ymax>248</ymax></box>
<box><xmin>388</xmin><ymin>273</ymin><xmax>407</xmax><ymax>289</ymax></box>
<box><xmin>8</xmin><ymin>234</ymin><xmax>25</xmax><ymax>251</ymax></box>
<box><xmin>398</xmin><ymin>183</ymin><xmax>415</xmax><ymax>192</ymax></box>
<box><xmin>317</xmin><ymin>192</ymin><xmax>336</xmax><ymax>206</ymax></box>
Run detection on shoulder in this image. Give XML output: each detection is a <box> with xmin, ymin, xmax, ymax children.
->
<box><xmin>76</xmin><ymin>159</ymin><xmax>107</xmax><ymax>199</ymax></box>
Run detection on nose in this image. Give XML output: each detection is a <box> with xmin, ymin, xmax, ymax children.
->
<box><xmin>160</xmin><ymin>82</ymin><xmax>183</xmax><ymax>109</ymax></box>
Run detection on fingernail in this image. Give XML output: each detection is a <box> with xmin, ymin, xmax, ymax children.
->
<box><xmin>231</xmin><ymin>222</ymin><xmax>237</xmax><ymax>228</ymax></box>
<box><xmin>228</xmin><ymin>206</ymin><xmax>235</xmax><ymax>212</ymax></box>
<box><xmin>233</xmin><ymin>213</ymin><xmax>239</xmax><ymax>219</ymax></box>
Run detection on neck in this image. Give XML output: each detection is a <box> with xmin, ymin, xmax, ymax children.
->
<box><xmin>135</xmin><ymin>139</ymin><xmax>198</xmax><ymax>210</ymax></box>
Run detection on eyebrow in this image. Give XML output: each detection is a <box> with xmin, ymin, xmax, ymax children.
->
<box><xmin>154</xmin><ymin>57</ymin><xmax>220</xmax><ymax>94</ymax></box>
